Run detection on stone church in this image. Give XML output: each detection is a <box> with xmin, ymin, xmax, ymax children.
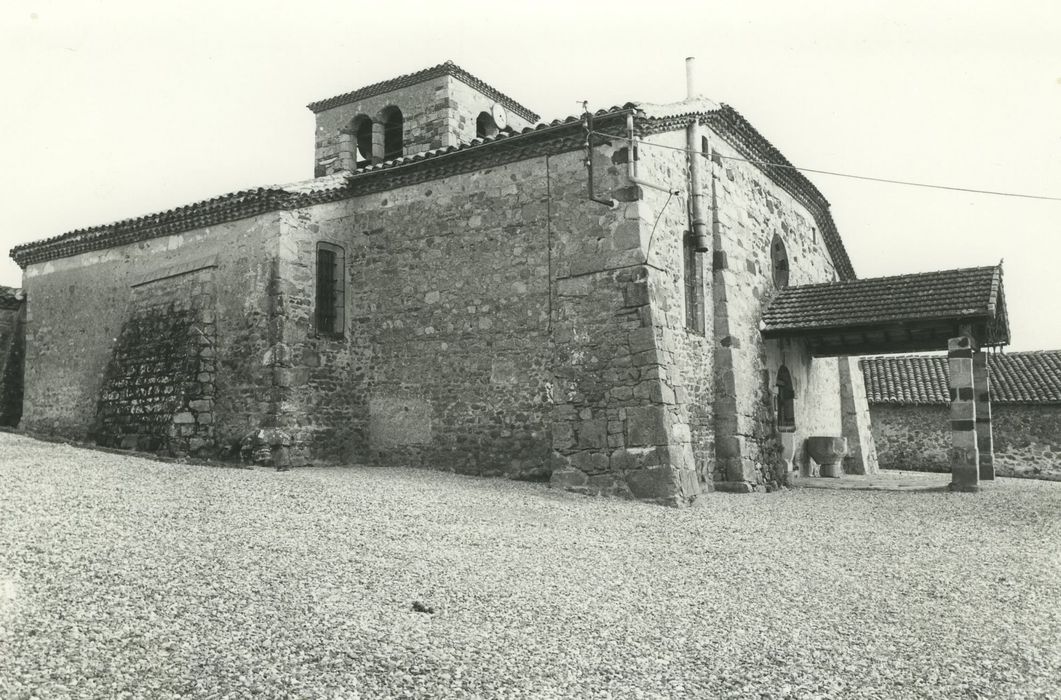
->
<box><xmin>8</xmin><ymin>61</ymin><xmax>1010</xmax><ymax>504</ymax></box>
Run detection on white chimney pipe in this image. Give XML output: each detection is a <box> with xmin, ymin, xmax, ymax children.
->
<box><xmin>686</xmin><ymin>57</ymin><xmax>697</xmax><ymax>100</ymax></box>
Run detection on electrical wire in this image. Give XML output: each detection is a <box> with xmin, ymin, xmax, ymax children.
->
<box><xmin>645</xmin><ymin>191</ymin><xmax>674</xmax><ymax>259</ymax></box>
<box><xmin>590</xmin><ymin>130</ymin><xmax>1061</xmax><ymax>202</ymax></box>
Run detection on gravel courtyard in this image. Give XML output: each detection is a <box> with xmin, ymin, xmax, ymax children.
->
<box><xmin>1</xmin><ymin>432</ymin><xmax>1059</xmax><ymax>699</ymax></box>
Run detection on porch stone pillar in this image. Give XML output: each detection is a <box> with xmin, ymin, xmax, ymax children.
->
<box><xmin>948</xmin><ymin>336</ymin><xmax>979</xmax><ymax>492</ymax></box>
<box><xmin>973</xmin><ymin>351</ymin><xmax>995</xmax><ymax>480</ymax></box>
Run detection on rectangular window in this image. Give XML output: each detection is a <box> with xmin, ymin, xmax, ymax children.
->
<box><xmin>315</xmin><ymin>243</ymin><xmax>345</xmax><ymax>336</ymax></box>
<box><xmin>684</xmin><ymin>235</ymin><xmax>704</xmax><ymax>334</ymax></box>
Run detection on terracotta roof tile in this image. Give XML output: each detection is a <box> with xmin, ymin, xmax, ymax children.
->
<box><xmin>307</xmin><ymin>60</ymin><xmax>540</xmax><ymax>123</ymax></box>
<box><xmin>861</xmin><ymin>351</ymin><xmax>1061</xmax><ymax>405</ymax></box>
<box><xmin>762</xmin><ymin>266</ymin><xmax>1003</xmax><ymax>332</ymax></box>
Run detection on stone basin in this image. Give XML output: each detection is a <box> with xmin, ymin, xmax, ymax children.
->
<box><xmin>805</xmin><ymin>436</ymin><xmax>848</xmax><ymax>478</ymax></box>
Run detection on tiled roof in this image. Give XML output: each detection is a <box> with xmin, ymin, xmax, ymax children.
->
<box><xmin>700</xmin><ymin>107</ymin><xmax>854</xmax><ymax>281</ymax></box>
<box><xmin>8</xmin><ymin>109</ymin><xmax>625</xmax><ymax>267</ymax></box>
<box><xmin>10</xmin><ymin>101</ymin><xmax>855</xmax><ymax>278</ymax></box>
<box><xmin>861</xmin><ymin>351</ymin><xmax>1061</xmax><ymax>405</ymax></box>
<box><xmin>307</xmin><ymin>60</ymin><xmax>540</xmax><ymax>123</ymax></box>
<box><xmin>762</xmin><ymin>266</ymin><xmax>1004</xmax><ymax>334</ymax></box>
<box><xmin>0</xmin><ymin>286</ymin><xmax>23</xmax><ymax>310</ymax></box>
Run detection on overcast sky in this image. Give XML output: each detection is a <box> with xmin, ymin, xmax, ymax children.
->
<box><xmin>2</xmin><ymin>1</ymin><xmax>1058</xmax><ymax>350</ymax></box>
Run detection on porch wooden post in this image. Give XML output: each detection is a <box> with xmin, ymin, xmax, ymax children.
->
<box><xmin>948</xmin><ymin>336</ymin><xmax>979</xmax><ymax>491</ymax></box>
<box><xmin>973</xmin><ymin>351</ymin><xmax>995</xmax><ymax>480</ymax></box>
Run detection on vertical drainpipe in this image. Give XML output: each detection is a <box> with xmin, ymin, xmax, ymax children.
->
<box><xmin>686</xmin><ymin>57</ymin><xmax>710</xmax><ymax>252</ymax></box>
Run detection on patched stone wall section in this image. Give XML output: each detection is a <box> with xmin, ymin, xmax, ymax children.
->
<box><xmin>94</xmin><ymin>269</ymin><xmax>217</xmax><ymax>455</ymax></box>
<box><xmin>20</xmin><ymin>216</ymin><xmax>281</xmax><ymax>450</ymax></box>
<box><xmin>871</xmin><ymin>404</ymin><xmax>1061</xmax><ymax>480</ymax></box>
<box><xmin>0</xmin><ymin>297</ymin><xmax>25</xmax><ymax>426</ymax></box>
<box><xmin>700</xmin><ymin>124</ymin><xmax>844</xmax><ymax>490</ymax></box>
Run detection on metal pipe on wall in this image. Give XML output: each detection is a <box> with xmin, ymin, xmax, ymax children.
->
<box><xmin>686</xmin><ymin>57</ymin><xmax>710</xmax><ymax>252</ymax></box>
<box><xmin>625</xmin><ymin>114</ymin><xmax>679</xmax><ymax>195</ymax></box>
<box><xmin>583</xmin><ymin>111</ymin><xmax>618</xmax><ymax>208</ymax></box>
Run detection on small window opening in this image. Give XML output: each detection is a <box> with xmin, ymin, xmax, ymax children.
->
<box><xmin>683</xmin><ymin>233</ymin><xmax>704</xmax><ymax>334</ymax></box>
<box><xmin>352</xmin><ymin>115</ymin><xmax>373</xmax><ymax>168</ymax></box>
<box><xmin>380</xmin><ymin>106</ymin><xmax>403</xmax><ymax>161</ymax></box>
<box><xmin>771</xmin><ymin>234</ymin><xmax>790</xmax><ymax>288</ymax></box>
<box><xmin>476</xmin><ymin>111</ymin><xmax>499</xmax><ymax>139</ymax></box>
<box><xmin>315</xmin><ymin>242</ymin><xmax>345</xmax><ymax>336</ymax></box>
<box><xmin>776</xmin><ymin>365</ymin><xmax>795</xmax><ymax>431</ymax></box>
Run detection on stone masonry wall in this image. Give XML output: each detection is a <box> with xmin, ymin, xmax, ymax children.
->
<box><xmin>276</xmin><ymin>155</ymin><xmax>556</xmax><ymax>472</ymax></box>
<box><xmin>275</xmin><ymin>142</ymin><xmax>699</xmax><ymax>503</ymax></box>
<box><xmin>602</xmin><ymin>135</ymin><xmax>716</xmax><ymax>491</ymax></box>
<box><xmin>548</xmin><ymin>143</ymin><xmax>700</xmax><ymax>504</ymax></box>
<box><xmin>871</xmin><ymin>403</ymin><xmax>1061</xmax><ymax>480</ymax></box>
<box><xmin>93</xmin><ymin>268</ymin><xmax>217</xmax><ymax>455</ymax></box>
<box><xmin>0</xmin><ymin>298</ymin><xmax>25</xmax><ymax>426</ymax></box>
<box><xmin>20</xmin><ymin>215</ymin><xmax>281</xmax><ymax>451</ymax></box>
<box><xmin>697</xmin><ymin>125</ymin><xmax>845</xmax><ymax>490</ymax></box>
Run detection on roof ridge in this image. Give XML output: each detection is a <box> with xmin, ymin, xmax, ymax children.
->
<box><xmin>778</xmin><ymin>264</ymin><xmax>1000</xmax><ymax>293</ymax></box>
<box><xmin>863</xmin><ymin>351</ymin><xmax>1061</xmax><ymax>404</ymax></box>
<box><xmin>862</xmin><ymin>349</ymin><xmax>1061</xmax><ymax>360</ymax></box>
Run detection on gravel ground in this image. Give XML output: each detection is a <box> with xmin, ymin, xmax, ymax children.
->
<box><xmin>1</xmin><ymin>432</ymin><xmax>1059</xmax><ymax>699</ymax></box>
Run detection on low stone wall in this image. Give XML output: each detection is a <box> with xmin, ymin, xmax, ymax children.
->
<box><xmin>869</xmin><ymin>404</ymin><xmax>1061</xmax><ymax>480</ymax></box>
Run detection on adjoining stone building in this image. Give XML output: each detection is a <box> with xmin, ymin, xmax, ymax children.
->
<box><xmin>863</xmin><ymin>351</ymin><xmax>1061</xmax><ymax>480</ymax></box>
<box><xmin>8</xmin><ymin>60</ymin><xmax>1010</xmax><ymax>503</ymax></box>
<box><xmin>0</xmin><ymin>286</ymin><xmax>24</xmax><ymax>426</ymax></box>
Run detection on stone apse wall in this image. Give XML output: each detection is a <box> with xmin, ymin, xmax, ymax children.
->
<box><xmin>632</xmin><ymin>128</ymin><xmax>852</xmax><ymax>490</ymax></box>
<box><xmin>871</xmin><ymin>404</ymin><xmax>1061</xmax><ymax>480</ymax></box>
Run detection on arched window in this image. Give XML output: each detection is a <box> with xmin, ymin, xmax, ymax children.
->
<box><xmin>351</xmin><ymin>115</ymin><xmax>373</xmax><ymax>168</ymax></box>
<box><xmin>683</xmin><ymin>232</ymin><xmax>704</xmax><ymax>334</ymax></box>
<box><xmin>380</xmin><ymin>106</ymin><xmax>403</xmax><ymax>161</ymax></box>
<box><xmin>771</xmin><ymin>234</ymin><xmax>789</xmax><ymax>288</ymax></box>
<box><xmin>476</xmin><ymin>111</ymin><xmax>499</xmax><ymax>139</ymax></box>
<box><xmin>776</xmin><ymin>365</ymin><xmax>795</xmax><ymax>431</ymax></box>
<box><xmin>315</xmin><ymin>242</ymin><xmax>345</xmax><ymax>337</ymax></box>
